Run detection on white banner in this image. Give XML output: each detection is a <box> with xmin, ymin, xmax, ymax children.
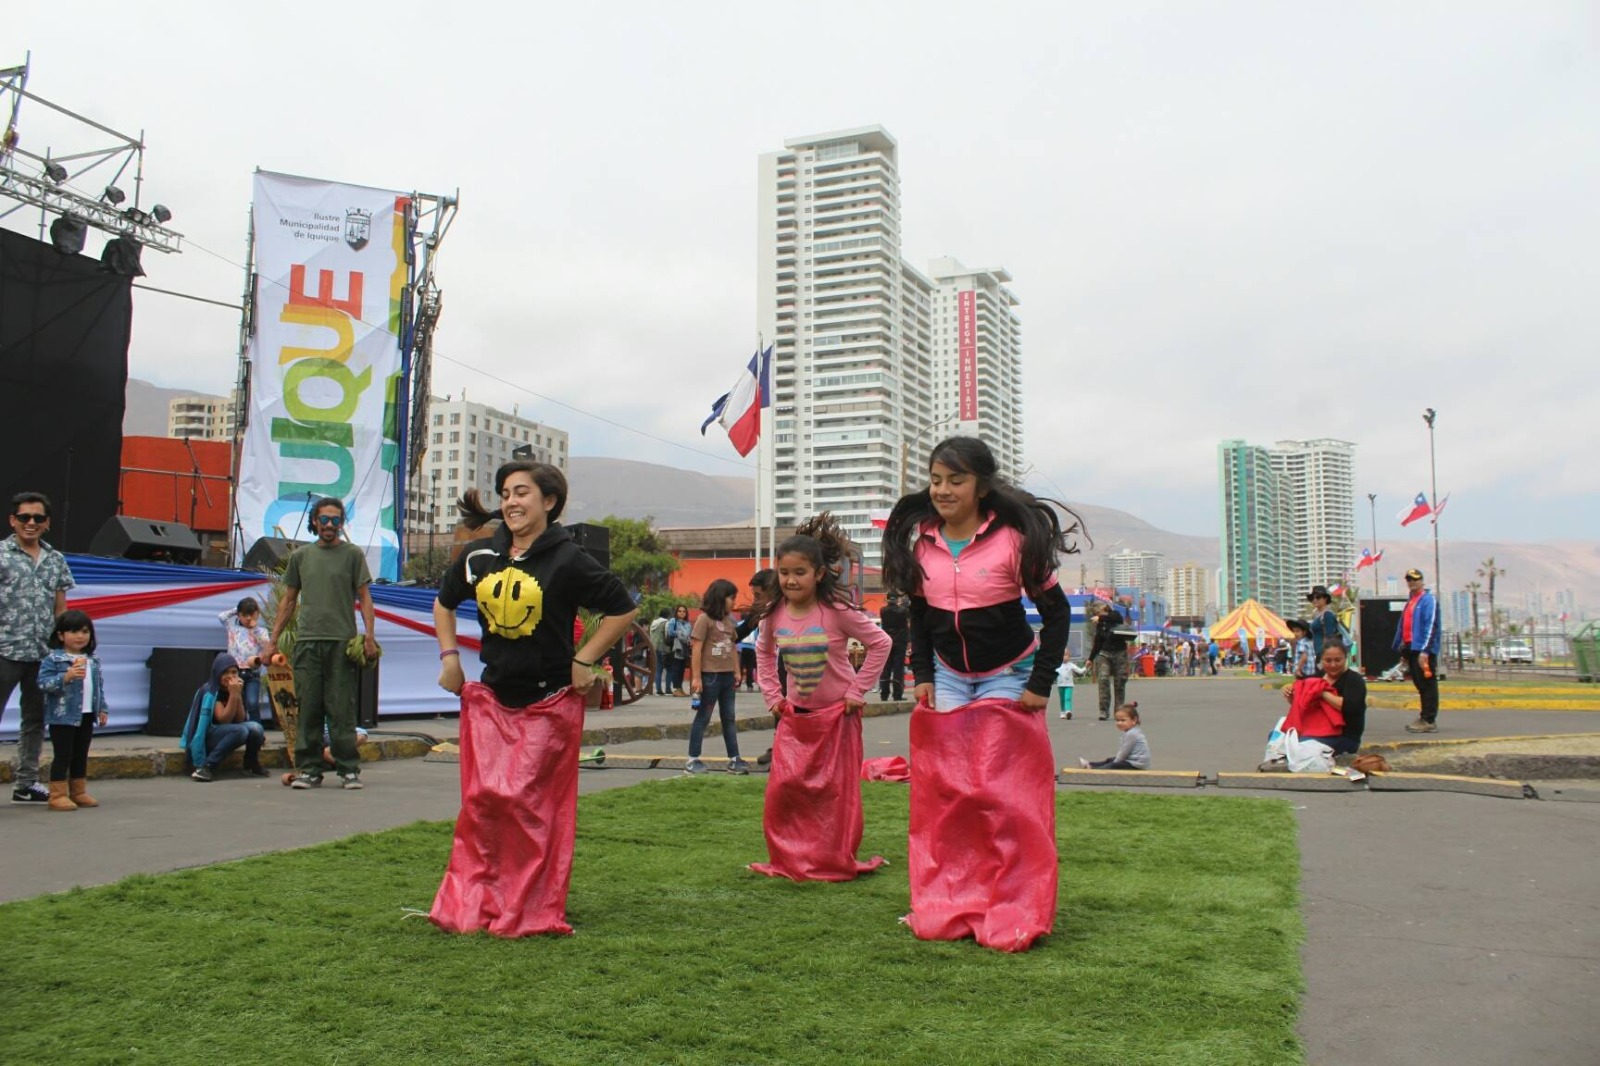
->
<box><xmin>238</xmin><ymin>171</ymin><xmax>408</xmax><ymax>580</ymax></box>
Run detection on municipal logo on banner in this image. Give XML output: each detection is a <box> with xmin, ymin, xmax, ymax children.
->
<box><xmin>236</xmin><ymin>171</ymin><xmax>409</xmax><ymax>581</ymax></box>
<box><xmin>344</xmin><ymin>207</ymin><xmax>372</xmax><ymax>250</ymax></box>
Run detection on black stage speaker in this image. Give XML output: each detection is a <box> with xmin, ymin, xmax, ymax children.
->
<box><xmin>146</xmin><ymin>647</ymin><xmax>226</xmax><ymax>735</ymax></box>
<box><xmin>90</xmin><ymin>516</ymin><xmax>202</xmax><ymax>564</ymax></box>
<box><xmin>357</xmin><ymin>663</ymin><xmax>380</xmax><ymax>730</ymax></box>
<box><xmin>244</xmin><ymin>536</ymin><xmax>302</xmax><ymax>573</ymax></box>
<box><xmin>567</xmin><ymin>522</ymin><xmax>611</xmax><ymax>570</ymax></box>
<box><xmin>1358</xmin><ymin>597</ymin><xmax>1409</xmax><ymax>678</ymax></box>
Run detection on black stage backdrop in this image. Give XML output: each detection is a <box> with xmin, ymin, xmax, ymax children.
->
<box><xmin>0</xmin><ymin>228</ymin><xmax>131</xmax><ymax>551</ymax></box>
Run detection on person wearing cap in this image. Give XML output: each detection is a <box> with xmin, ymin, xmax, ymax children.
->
<box><xmin>1393</xmin><ymin>568</ymin><xmax>1441</xmax><ymax>732</ymax></box>
<box><xmin>1305</xmin><ymin>586</ymin><xmax>1340</xmax><ymax>660</ymax></box>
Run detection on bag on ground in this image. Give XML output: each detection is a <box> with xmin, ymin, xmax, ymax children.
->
<box><xmin>907</xmin><ymin>697</ymin><xmax>1058</xmax><ymax>952</ymax></box>
<box><xmin>1263</xmin><ymin>715</ymin><xmax>1287</xmax><ymax>763</ymax></box>
<box><xmin>751</xmin><ymin>701</ymin><xmax>886</xmax><ymax>882</ymax></box>
<box><xmin>861</xmin><ymin>755</ymin><xmax>911</xmax><ymax>782</ymax></box>
<box><xmin>1283</xmin><ymin>728</ymin><xmax>1335</xmax><ymax>774</ymax></box>
<box><xmin>430</xmin><ymin>682</ymin><xmax>586</xmax><ymax>937</ymax></box>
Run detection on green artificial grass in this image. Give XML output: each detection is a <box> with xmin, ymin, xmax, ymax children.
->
<box><xmin>0</xmin><ymin>781</ymin><xmax>1303</xmax><ymax>1066</ymax></box>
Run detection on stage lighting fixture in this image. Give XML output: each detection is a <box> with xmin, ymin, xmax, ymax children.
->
<box><xmin>49</xmin><ymin>214</ymin><xmax>87</xmax><ymax>255</ymax></box>
<box><xmin>151</xmin><ymin>204</ymin><xmax>172</xmax><ymax>224</ymax></box>
<box><xmin>43</xmin><ymin>160</ymin><xmax>68</xmax><ymax>183</ymax></box>
<box><xmin>102</xmin><ymin>185</ymin><xmax>126</xmax><ymax>205</ymax></box>
<box><xmin>123</xmin><ymin>206</ymin><xmax>150</xmax><ymax>225</ymax></box>
<box><xmin>100</xmin><ymin>235</ymin><xmax>146</xmax><ymax>277</ymax></box>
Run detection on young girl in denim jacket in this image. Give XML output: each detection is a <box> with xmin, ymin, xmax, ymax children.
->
<box><xmin>37</xmin><ymin>610</ymin><xmax>109</xmax><ymax>811</ymax></box>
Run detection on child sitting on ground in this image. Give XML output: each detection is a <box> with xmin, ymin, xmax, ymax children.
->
<box><xmin>1079</xmin><ymin>702</ymin><xmax>1150</xmax><ymax>769</ymax></box>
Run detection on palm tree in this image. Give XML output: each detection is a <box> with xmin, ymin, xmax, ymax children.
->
<box><xmin>1464</xmin><ymin>581</ymin><xmax>1482</xmax><ymax>635</ymax></box>
<box><xmin>1477</xmin><ymin>558</ymin><xmax>1506</xmax><ymax>642</ymax></box>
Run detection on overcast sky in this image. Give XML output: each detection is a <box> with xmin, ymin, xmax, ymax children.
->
<box><xmin>10</xmin><ymin>2</ymin><xmax>1597</xmax><ymax>545</ymax></box>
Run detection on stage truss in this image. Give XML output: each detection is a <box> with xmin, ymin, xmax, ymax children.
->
<box><xmin>0</xmin><ymin>55</ymin><xmax>184</xmax><ymax>255</ymax></box>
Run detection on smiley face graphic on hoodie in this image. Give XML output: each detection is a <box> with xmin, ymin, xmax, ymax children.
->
<box><xmin>476</xmin><ymin>566</ymin><xmax>544</xmax><ymax>639</ymax></box>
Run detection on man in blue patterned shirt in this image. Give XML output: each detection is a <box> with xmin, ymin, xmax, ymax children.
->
<box><xmin>1</xmin><ymin>492</ymin><xmax>77</xmax><ymax>803</ymax></box>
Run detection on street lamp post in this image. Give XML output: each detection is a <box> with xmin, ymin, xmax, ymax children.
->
<box><xmin>1366</xmin><ymin>492</ymin><xmax>1380</xmax><ymax>595</ymax></box>
<box><xmin>1423</xmin><ymin>408</ymin><xmax>1443</xmax><ymax>628</ymax></box>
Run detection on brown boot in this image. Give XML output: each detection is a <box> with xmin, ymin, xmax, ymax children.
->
<box><xmin>69</xmin><ymin>778</ymin><xmax>99</xmax><ymax>808</ymax></box>
<box><xmin>47</xmin><ymin>780</ymin><xmax>78</xmax><ymax>812</ymax></box>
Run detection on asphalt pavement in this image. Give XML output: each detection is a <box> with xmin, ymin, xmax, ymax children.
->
<box><xmin>3</xmin><ymin>673</ymin><xmax>1597</xmax><ymax>1065</ymax></box>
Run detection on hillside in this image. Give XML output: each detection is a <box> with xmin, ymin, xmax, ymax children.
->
<box><xmin>563</xmin><ymin>459</ymin><xmax>1597</xmax><ymax>612</ymax></box>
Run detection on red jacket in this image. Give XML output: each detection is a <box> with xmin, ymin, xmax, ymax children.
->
<box><xmin>1283</xmin><ymin>677</ymin><xmax>1343</xmax><ymax>737</ymax></box>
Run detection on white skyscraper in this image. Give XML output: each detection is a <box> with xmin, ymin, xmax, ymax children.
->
<box><xmin>1166</xmin><ymin>562</ymin><xmax>1213</xmax><ymax>621</ymax></box>
<box><xmin>1106</xmin><ymin>550</ymin><xmax>1166</xmax><ymax>593</ymax></box>
<box><xmin>1270</xmin><ymin>439</ymin><xmax>1356</xmax><ymax>602</ymax></box>
<box><xmin>927</xmin><ymin>257</ymin><xmax>1024</xmax><ymax>483</ymax></box>
<box><xmin>757</xmin><ymin>126</ymin><xmax>1022</xmax><ymax>568</ymax></box>
<box><xmin>413</xmin><ymin>395</ymin><xmax>568</xmax><ymax>534</ymax></box>
<box><xmin>1219</xmin><ymin>437</ymin><xmax>1356</xmax><ymax>618</ymax></box>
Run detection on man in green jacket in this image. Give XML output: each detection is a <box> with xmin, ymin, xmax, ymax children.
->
<box><xmin>265</xmin><ymin>498</ymin><xmax>378</xmax><ymax>790</ymax></box>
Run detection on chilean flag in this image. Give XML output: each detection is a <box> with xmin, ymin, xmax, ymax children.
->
<box><xmin>700</xmin><ymin>345</ymin><xmax>772</xmax><ymax>457</ymax></box>
<box><xmin>1354</xmin><ymin>547</ymin><xmax>1383</xmax><ymax>571</ymax></box>
<box><xmin>1398</xmin><ymin>492</ymin><xmax>1433</xmax><ymax>527</ymax></box>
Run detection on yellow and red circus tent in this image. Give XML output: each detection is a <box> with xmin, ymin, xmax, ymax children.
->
<box><xmin>1208</xmin><ymin>600</ymin><xmax>1293</xmax><ymax>645</ymax></box>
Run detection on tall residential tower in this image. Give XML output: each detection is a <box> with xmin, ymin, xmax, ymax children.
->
<box><xmin>1218</xmin><ymin>438</ymin><xmax>1355</xmax><ymax>619</ymax></box>
<box><xmin>756</xmin><ymin>126</ymin><xmax>1023</xmax><ymax>567</ymax></box>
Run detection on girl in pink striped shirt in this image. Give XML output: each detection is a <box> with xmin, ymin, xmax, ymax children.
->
<box><xmin>755</xmin><ymin>515</ymin><xmax>890</xmax><ymax>715</ymax></box>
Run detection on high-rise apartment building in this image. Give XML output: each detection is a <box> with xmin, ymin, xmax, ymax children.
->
<box><xmin>1106</xmin><ymin>549</ymin><xmax>1165</xmax><ymax>593</ymax></box>
<box><xmin>757</xmin><ymin>126</ymin><xmax>1022</xmax><ymax>568</ymax></box>
<box><xmin>413</xmin><ymin>395</ymin><xmax>568</xmax><ymax>534</ymax></box>
<box><xmin>168</xmin><ymin>392</ymin><xmax>238</xmax><ymax>441</ymax></box>
<box><xmin>1218</xmin><ymin>438</ymin><xmax>1356</xmax><ymax>619</ymax></box>
<box><xmin>1270</xmin><ymin>439</ymin><xmax>1356</xmax><ymax>607</ymax></box>
<box><xmin>927</xmin><ymin>257</ymin><xmax>1024</xmax><ymax>482</ymax></box>
<box><xmin>1166</xmin><ymin>562</ymin><xmax>1213</xmax><ymax>621</ymax></box>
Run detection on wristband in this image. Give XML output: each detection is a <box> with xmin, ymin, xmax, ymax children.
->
<box><xmin>573</xmin><ymin>657</ymin><xmax>594</xmax><ymax>668</ymax></box>
<box><xmin>439</xmin><ymin>649</ymin><xmax>459</xmax><ymax>660</ymax></box>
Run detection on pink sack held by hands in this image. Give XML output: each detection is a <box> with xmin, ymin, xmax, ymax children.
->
<box><xmin>750</xmin><ymin>701</ymin><xmax>887</xmax><ymax>882</ymax></box>
<box><xmin>430</xmin><ymin>682</ymin><xmax>587</xmax><ymax>937</ymax></box>
<box><xmin>861</xmin><ymin>756</ymin><xmax>911</xmax><ymax>782</ymax></box>
<box><xmin>906</xmin><ymin>697</ymin><xmax>1058</xmax><ymax>952</ymax></box>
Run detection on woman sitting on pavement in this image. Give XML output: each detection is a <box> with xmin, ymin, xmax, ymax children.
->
<box><xmin>1261</xmin><ymin>640</ymin><xmax>1367</xmax><ymax>771</ymax></box>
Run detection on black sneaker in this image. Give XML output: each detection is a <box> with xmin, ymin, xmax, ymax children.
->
<box><xmin>191</xmin><ymin>766</ymin><xmax>215</xmax><ymax>782</ymax></box>
<box><xmin>242</xmin><ymin>762</ymin><xmax>268</xmax><ymax>777</ymax></box>
<box><xmin>339</xmin><ymin>773</ymin><xmax>364</xmax><ymax>790</ymax></box>
<box><xmin>289</xmin><ymin>772</ymin><xmax>323</xmax><ymax>789</ymax></box>
<box><xmin>12</xmin><ymin>781</ymin><xmax>49</xmax><ymax>803</ymax></box>
<box><xmin>728</xmin><ymin>758</ymin><xmax>752</xmax><ymax>776</ymax></box>
<box><xmin>756</xmin><ymin>748</ymin><xmax>773</xmax><ymax>767</ymax></box>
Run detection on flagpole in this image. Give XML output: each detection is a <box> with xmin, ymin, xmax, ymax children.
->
<box><xmin>752</xmin><ymin>334</ymin><xmax>760</xmax><ymax>575</ymax></box>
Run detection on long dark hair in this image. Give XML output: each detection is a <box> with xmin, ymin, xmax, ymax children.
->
<box><xmin>48</xmin><ymin>609</ymin><xmax>97</xmax><ymax>654</ymax></box>
<box><xmin>458</xmin><ymin>460</ymin><xmax>568</xmax><ymax>530</ymax></box>
<box><xmin>701</xmin><ymin>578</ymin><xmax>739</xmax><ymax>621</ymax></box>
<box><xmin>749</xmin><ymin>513</ymin><xmax>857</xmax><ymax>627</ymax></box>
<box><xmin>880</xmin><ymin>436</ymin><xmax>1087</xmax><ymax>598</ymax></box>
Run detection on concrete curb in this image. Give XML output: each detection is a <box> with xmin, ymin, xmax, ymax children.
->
<box><xmin>1368</xmin><ymin>699</ymin><xmax>1600</xmax><ymax>711</ymax></box>
<box><xmin>28</xmin><ymin>701</ymin><xmax>917</xmax><ymax>782</ymax></box>
<box><xmin>1215</xmin><ymin>772</ymin><xmax>1368</xmax><ymax>792</ymax></box>
<box><xmin>2</xmin><ymin>737</ymin><xmax>434</xmax><ymax>783</ymax></box>
<box><xmin>1362</xmin><ymin>732</ymin><xmax>1600</xmax><ymax>780</ymax></box>
<box><xmin>1366</xmin><ymin>772</ymin><xmax>1533</xmax><ymax>799</ymax></box>
<box><xmin>1056</xmin><ymin>769</ymin><xmax>1203</xmax><ymax>788</ymax></box>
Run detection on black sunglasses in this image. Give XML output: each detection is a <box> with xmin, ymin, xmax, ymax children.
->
<box><xmin>12</xmin><ymin>513</ymin><xmax>48</xmax><ymax>524</ymax></box>
<box><xmin>315</xmin><ymin>515</ymin><xmax>345</xmax><ymax>527</ymax></box>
